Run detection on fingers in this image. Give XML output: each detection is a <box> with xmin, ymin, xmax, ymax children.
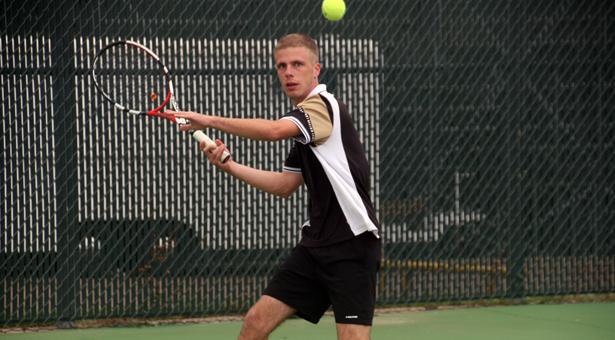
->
<box><xmin>170</xmin><ymin>110</ymin><xmax>189</xmax><ymax>118</ymax></box>
<box><xmin>199</xmin><ymin>139</ymin><xmax>230</xmax><ymax>166</ymax></box>
<box><xmin>198</xmin><ymin>140</ymin><xmax>215</xmax><ymax>157</ymax></box>
<box><xmin>178</xmin><ymin>123</ymin><xmax>193</xmax><ymax>131</ymax></box>
<box><xmin>213</xmin><ymin>139</ymin><xmax>231</xmax><ymax>163</ymax></box>
<box><xmin>173</xmin><ymin>111</ymin><xmax>211</xmax><ymax>131</ymax></box>
<box><xmin>169</xmin><ymin>111</ymin><xmax>190</xmax><ymax>130</ymax></box>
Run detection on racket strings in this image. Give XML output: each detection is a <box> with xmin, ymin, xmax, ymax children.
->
<box><xmin>94</xmin><ymin>43</ymin><xmax>170</xmax><ymax>114</ymax></box>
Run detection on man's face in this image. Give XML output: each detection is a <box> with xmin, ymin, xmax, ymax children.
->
<box><xmin>274</xmin><ymin>47</ymin><xmax>321</xmax><ymax>105</ymax></box>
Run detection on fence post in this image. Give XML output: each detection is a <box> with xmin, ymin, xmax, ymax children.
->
<box><xmin>52</xmin><ymin>0</ymin><xmax>79</xmax><ymax>327</ymax></box>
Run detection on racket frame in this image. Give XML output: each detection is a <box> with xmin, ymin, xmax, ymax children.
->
<box><xmin>91</xmin><ymin>39</ymin><xmax>230</xmax><ymax>162</ymax></box>
<box><xmin>91</xmin><ymin>40</ymin><xmax>184</xmax><ymax>123</ymax></box>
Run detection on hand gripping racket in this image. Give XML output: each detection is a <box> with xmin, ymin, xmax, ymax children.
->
<box><xmin>91</xmin><ymin>40</ymin><xmax>230</xmax><ymax>162</ymax></box>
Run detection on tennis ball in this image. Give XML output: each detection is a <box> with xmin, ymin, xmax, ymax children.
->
<box><xmin>322</xmin><ymin>0</ymin><xmax>346</xmax><ymax>21</ymax></box>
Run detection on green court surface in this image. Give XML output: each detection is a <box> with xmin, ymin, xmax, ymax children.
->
<box><xmin>3</xmin><ymin>303</ymin><xmax>614</xmax><ymax>340</ymax></box>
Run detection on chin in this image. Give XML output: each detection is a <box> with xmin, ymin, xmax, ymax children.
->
<box><xmin>285</xmin><ymin>91</ymin><xmax>300</xmax><ymax>100</ymax></box>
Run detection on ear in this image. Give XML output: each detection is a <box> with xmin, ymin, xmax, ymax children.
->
<box><xmin>314</xmin><ymin>62</ymin><xmax>321</xmax><ymax>80</ymax></box>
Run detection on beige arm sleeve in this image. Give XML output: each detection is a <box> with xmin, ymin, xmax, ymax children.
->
<box><xmin>297</xmin><ymin>96</ymin><xmax>333</xmax><ymax>145</ymax></box>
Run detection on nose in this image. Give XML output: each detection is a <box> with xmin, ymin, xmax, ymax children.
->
<box><xmin>284</xmin><ymin>68</ymin><xmax>294</xmax><ymax>78</ymax></box>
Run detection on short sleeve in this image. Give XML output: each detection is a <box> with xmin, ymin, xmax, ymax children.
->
<box><xmin>283</xmin><ymin>143</ymin><xmax>302</xmax><ymax>173</ymax></box>
<box><xmin>281</xmin><ymin>95</ymin><xmax>332</xmax><ymax>145</ymax></box>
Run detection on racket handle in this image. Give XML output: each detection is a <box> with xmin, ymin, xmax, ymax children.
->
<box><xmin>192</xmin><ymin>130</ymin><xmax>231</xmax><ymax>163</ymax></box>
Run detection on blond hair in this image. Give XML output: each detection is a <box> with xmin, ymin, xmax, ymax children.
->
<box><xmin>274</xmin><ymin>33</ymin><xmax>319</xmax><ymax>63</ymax></box>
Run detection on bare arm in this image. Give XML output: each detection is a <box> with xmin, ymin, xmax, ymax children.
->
<box><xmin>174</xmin><ymin>111</ymin><xmax>300</xmax><ymax>141</ymax></box>
<box><xmin>201</xmin><ymin>139</ymin><xmax>303</xmax><ymax>198</ymax></box>
<box><xmin>226</xmin><ymin>162</ymin><xmax>303</xmax><ymax>198</ymax></box>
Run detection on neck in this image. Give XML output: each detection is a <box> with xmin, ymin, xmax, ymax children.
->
<box><xmin>293</xmin><ymin>83</ymin><xmax>320</xmax><ymax>105</ymax></box>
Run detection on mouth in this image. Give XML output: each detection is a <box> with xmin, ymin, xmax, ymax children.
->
<box><xmin>286</xmin><ymin>82</ymin><xmax>298</xmax><ymax>90</ymax></box>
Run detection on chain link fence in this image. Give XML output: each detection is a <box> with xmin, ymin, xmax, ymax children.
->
<box><xmin>2</xmin><ymin>0</ymin><xmax>614</xmax><ymax>325</ymax></box>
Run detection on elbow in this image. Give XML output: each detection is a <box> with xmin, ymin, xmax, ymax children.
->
<box><xmin>274</xmin><ymin>183</ymin><xmax>298</xmax><ymax>198</ymax></box>
<box><xmin>269</xmin><ymin>171</ymin><xmax>301</xmax><ymax>198</ymax></box>
<box><xmin>265</xmin><ymin>128</ymin><xmax>287</xmax><ymax>141</ymax></box>
<box><xmin>276</xmin><ymin>188</ymin><xmax>295</xmax><ymax>199</ymax></box>
<box><xmin>264</xmin><ymin>121</ymin><xmax>295</xmax><ymax>141</ymax></box>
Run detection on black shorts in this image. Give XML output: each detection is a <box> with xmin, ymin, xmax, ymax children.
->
<box><xmin>263</xmin><ymin>232</ymin><xmax>381</xmax><ymax>325</ymax></box>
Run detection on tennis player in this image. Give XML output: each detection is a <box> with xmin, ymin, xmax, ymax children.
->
<box><xmin>174</xmin><ymin>33</ymin><xmax>381</xmax><ymax>340</ymax></box>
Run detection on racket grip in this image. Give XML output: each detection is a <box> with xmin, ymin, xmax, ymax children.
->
<box><xmin>192</xmin><ymin>130</ymin><xmax>231</xmax><ymax>163</ymax></box>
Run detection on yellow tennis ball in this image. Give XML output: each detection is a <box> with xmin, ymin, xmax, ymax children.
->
<box><xmin>322</xmin><ymin>0</ymin><xmax>346</xmax><ymax>21</ymax></box>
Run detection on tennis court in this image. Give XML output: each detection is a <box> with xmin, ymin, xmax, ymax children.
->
<box><xmin>3</xmin><ymin>303</ymin><xmax>614</xmax><ymax>340</ymax></box>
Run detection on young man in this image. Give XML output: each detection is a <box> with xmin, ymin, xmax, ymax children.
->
<box><xmin>174</xmin><ymin>33</ymin><xmax>381</xmax><ymax>340</ymax></box>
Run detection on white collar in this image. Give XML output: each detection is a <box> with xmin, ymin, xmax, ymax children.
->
<box><xmin>295</xmin><ymin>84</ymin><xmax>327</xmax><ymax>108</ymax></box>
<box><xmin>306</xmin><ymin>84</ymin><xmax>327</xmax><ymax>98</ymax></box>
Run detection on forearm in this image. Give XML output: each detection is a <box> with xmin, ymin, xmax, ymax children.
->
<box><xmin>175</xmin><ymin>111</ymin><xmax>300</xmax><ymax>141</ymax></box>
<box><xmin>208</xmin><ymin>117</ymin><xmax>276</xmax><ymax>140</ymax></box>
<box><xmin>224</xmin><ymin>161</ymin><xmax>302</xmax><ymax>198</ymax></box>
<box><xmin>195</xmin><ymin>138</ymin><xmax>302</xmax><ymax>197</ymax></box>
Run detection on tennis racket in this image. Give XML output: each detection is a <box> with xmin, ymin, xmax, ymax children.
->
<box><xmin>91</xmin><ymin>40</ymin><xmax>230</xmax><ymax>162</ymax></box>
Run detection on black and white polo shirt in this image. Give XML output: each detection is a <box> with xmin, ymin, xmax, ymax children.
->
<box><xmin>282</xmin><ymin>84</ymin><xmax>379</xmax><ymax>247</ymax></box>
